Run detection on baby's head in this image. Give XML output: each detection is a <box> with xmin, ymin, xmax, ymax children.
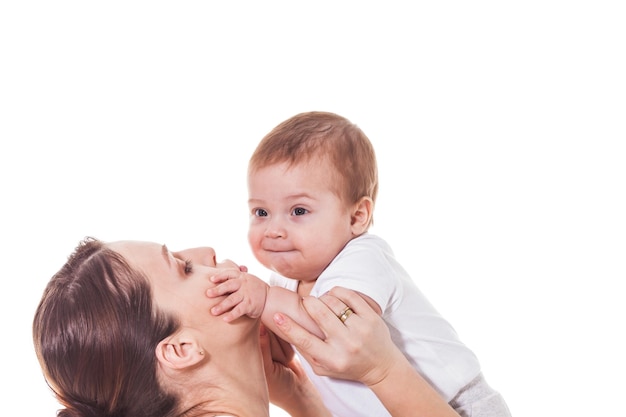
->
<box><xmin>249</xmin><ymin>111</ymin><xmax>378</xmax><ymax>228</ymax></box>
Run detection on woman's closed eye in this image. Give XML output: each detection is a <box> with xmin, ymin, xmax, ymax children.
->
<box><xmin>183</xmin><ymin>259</ymin><xmax>193</xmax><ymax>274</ymax></box>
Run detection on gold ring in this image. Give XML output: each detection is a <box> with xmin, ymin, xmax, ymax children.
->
<box><xmin>338</xmin><ymin>307</ymin><xmax>354</xmax><ymax>323</ymax></box>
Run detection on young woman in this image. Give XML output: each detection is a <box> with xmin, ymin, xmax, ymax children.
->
<box><xmin>33</xmin><ymin>237</ymin><xmax>460</xmax><ymax>416</ymax></box>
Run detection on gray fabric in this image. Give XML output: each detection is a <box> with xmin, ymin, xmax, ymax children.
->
<box><xmin>449</xmin><ymin>373</ymin><xmax>512</xmax><ymax>417</ymax></box>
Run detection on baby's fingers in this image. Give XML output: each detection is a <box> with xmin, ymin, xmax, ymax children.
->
<box><xmin>206</xmin><ymin>279</ymin><xmax>241</xmax><ymax>298</ymax></box>
<box><xmin>210</xmin><ymin>269</ymin><xmax>239</xmax><ymax>284</ymax></box>
<box><xmin>221</xmin><ymin>304</ymin><xmax>252</xmax><ymax>322</ymax></box>
<box><xmin>210</xmin><ymin>292</ymin><xmax>243</xmax><ymax>316</ymax></box>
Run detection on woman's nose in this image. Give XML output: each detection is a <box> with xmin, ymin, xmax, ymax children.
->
<box><xmin>195</xmin><ymin>247</ymin><xmax>217</xmax><ymax>266</ymax></box>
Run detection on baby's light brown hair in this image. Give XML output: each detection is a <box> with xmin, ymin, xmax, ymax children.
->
<box><xmin>248</xmin><ymin>111</ymin><xmax>378</xmax><ymax>227</ymax></box>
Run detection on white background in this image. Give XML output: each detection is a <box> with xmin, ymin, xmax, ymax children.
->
<box><xmin>1</xmin><ymin>2</ymin><xmax>624</xmax><ymax>416</ymax></box>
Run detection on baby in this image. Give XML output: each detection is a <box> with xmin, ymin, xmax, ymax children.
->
<box><xmin>208</xmin><ymin>111</ymin><xmax>511</xmax><ymax>417</ymax></box>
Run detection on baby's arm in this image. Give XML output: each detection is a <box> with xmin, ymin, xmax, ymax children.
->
<box><xmin>207</xmin><ymin>271</ymin><xmax>324</xmax><ymax>338</ymax></box>
<box><xmin>261</xmin><ymin>286</ymin><xmax>325</xmax><ymax>339</ymax></box>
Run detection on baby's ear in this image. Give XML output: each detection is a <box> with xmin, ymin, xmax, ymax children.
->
<box><xmin>155</xmin><ymin>335</ymin><xmax>205</xmax><ymax>370</ymax></box>
<box><xmin>350</xmin><ymin>196</ymin><xmax>374</xmax><ymax>235</ymax></box>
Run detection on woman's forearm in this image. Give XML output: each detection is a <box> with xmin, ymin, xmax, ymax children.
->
<box><xmin>366</xmin><ymin>353</ymin><xmax>459</xmax><ymax>417</ymax></box>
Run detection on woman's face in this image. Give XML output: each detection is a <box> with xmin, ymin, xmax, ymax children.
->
<box><xmin>107</xmin><ymin>240</ymin><xmax>253</xmax><ymax>334</ymax></box>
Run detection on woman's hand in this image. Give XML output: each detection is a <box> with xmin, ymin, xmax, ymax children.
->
<box><xmin>272</xmin><ymin>287</ymin><xmax>460</xmax><ymax>417</ymax></box>
<box><xmin>259</xmin><ymin>324</ymin><xmax>331</xmax><ymax>417</ymax></box>
<box><xmin>272</xmin><ymin>286</ymin><xmax>398</xmax><ymax>385</ymax></box>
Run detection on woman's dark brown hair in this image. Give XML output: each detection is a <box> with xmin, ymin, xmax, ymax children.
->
<box><xmin>33</xmin><ymin>237</ymin><xmax>181</xmax><ymax>417</ymax></box>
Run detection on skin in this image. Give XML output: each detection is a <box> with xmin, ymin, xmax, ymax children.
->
<box><xmin>247</xmin><ymin>160</ymin><xmax>358</xmax><ymax>288</ymax></box>
<box><xmin>259</xmin><ymin>324</ymin><xmax>332</xmax><ymax>417</ymax></box>
<box><xmin>207</xmin><ymin>159</ymin><xmax>380</xmax><ymax>337</ymax></box>
<box><xmin>108</xmin><ymin>240</ymin><xmax>332</xmax><ymax>417</ymax></box>
<box><xmin>107</xmin><ymin>241</ymin><xmax>270</xmax><ymax>417</ymax></box>
<box><xmin>272</xmin><ymin>287</ymin><xmax>461</xmax><ymax>417</ymax></box>
<box><xmin>204</xmin><ymin>160</ymin><xmax>459</xmax><ymax>415</ymax></box>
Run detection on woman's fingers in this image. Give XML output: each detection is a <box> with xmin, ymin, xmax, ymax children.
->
<box><xmin>303</xmin><ymin>294</ymin><xmax>357</xmax><ymax>334</ymax></box>
<box><xmin>273</xmin><ymin>311</ymin><xmax>323</xmax><ymax>351</ymax></box>
<box><xmin>317</xmin><ymin>292</ymin><xmax>347</xmax><ymax>316</ymax></box>
<box><xmin>326</xmin><ymin>286</ymin><xmax>374</xmax><ymax>317</ymax></box>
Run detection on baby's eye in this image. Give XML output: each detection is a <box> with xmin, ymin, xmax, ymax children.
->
<box><xmin>254</xmin><ymin>208</ymin><xmax>268</xmax><ymax>217</ymax></box>
<box><xmin>292</xmin><ymin>207</ymin><xmax>308</xmax><ymax>216</ymax></box>
<box><xmin>184</xmin><ymin>259</ymin><xmax>193</xmax><ymax>274</ymax></box>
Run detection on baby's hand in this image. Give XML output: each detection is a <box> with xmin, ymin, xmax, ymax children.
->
<box><xmin>206</xmin><ymin>269</ymin><xmax>269</xmax><ymax>322</ymax></box>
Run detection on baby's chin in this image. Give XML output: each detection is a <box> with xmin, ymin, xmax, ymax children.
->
<box><xmin>273</xmin><ymin>266</ymin><xmax>319</xmax><ymax>282</ymax></box>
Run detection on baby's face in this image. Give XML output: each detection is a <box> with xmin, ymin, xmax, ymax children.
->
<box><xmin>247</xmin><ymin>160</ymin><xmax>355</xmax><ymax>282</ymax></box>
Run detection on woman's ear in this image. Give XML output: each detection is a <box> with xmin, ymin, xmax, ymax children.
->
<box><xmin>156</xmin><ymin>335</ymin><xmax>205</xmax><ymax>370</ymax></box>
<box><xmin>350</xmin><ymin>196</ymin><xmax>374</xmax><ymax>235</ymax></box>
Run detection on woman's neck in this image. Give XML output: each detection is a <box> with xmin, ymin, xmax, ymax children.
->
<box><xmin>194</xmin><ymin>326</ymin><xmax>270</xmax><ymax>417</ymax></box>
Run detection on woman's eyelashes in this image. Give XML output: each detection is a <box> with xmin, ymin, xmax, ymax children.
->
<box><xmin>173</xmin><ymin>255</ymin><xmax>193</xmax><ymax>275</ymax></box>
<box><xmin>183</xmin><ymin>259</ymin><xmax>193</xmax><ymax>274</ymax></box>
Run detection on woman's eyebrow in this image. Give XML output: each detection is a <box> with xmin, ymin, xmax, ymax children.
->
<box><xmin>161</xmin><ymin>244</ymin><xmax>171</xmax><ymax>265</ymax></box>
